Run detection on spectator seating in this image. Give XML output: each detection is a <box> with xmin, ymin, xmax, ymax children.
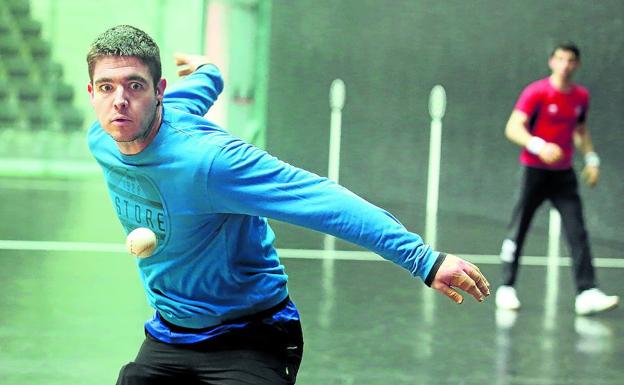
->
<box><xmin>0</xmin><ymin>0</ymin><xmax>84</xmax><ymax>133</ymax></box>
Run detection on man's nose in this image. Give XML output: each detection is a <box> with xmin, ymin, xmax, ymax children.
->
<box><xmin>113</xmin><ymin>88</ymin><xmax>129</xmax><ymax>109</ymax></box>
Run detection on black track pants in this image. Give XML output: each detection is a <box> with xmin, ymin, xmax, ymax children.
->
<box><xmin>500</xmin><ymin>167</ymin><xmax>596</xmax><ymax>292</ymax></box>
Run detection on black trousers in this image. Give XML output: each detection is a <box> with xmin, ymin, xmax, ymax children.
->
<box><xmin>501</xmin><ymin>167</ymin><xmax>596</xmax><ymax>292</ymax></box>
<box><xmin>116</xmin><ymin>318</ymin><xmax>304</xmax><ymax>385</ymax></box>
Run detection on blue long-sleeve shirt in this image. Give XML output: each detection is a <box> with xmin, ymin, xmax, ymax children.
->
<box><xmin>88</xmin><ymin>64</ymin><xmax>438</xmax><ymax>336</ymax></box>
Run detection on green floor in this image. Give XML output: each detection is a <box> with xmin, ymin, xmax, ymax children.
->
<box><xmin>0</xmin><ymin>178</ymin><xmax>622</xmax><ymax>385</ymax></box>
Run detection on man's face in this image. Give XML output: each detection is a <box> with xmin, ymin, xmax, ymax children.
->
<box><xmin>548</xmin><ymin>49</ymin><xmax>579</xmax><ymax>80</ymax></box>
<box><xmin>88</xmin><ymin>56</ymin><xmax>165</xmax><ymax>146</ymax></box>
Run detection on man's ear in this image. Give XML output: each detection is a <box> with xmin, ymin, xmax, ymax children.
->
<box><xmin>87</xmin><ymin>83</ymin><xmax>95</xmax><ymax>105</ymax></box>
<box><xmin>156</xmin><ymin>78</ymin><xmax>167</xmax><ymax>103</ymax></box>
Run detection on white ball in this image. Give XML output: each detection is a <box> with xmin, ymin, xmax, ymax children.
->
<box><xmin>126</xmin><ymin>227</ymin><xmax>158</xmax><ymax>258</ymax></box>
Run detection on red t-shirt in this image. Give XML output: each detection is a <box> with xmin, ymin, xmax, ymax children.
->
<box><xmin>515</xmin><ymin>77</ymin><xmax>589</xmax><ymax>169</ymax></box>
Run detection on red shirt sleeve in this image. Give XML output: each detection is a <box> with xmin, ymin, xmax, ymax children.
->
<box><xmin>514</xmin><ymin>81</ymin><xmax>542</xmax><ymax>118</ymax></box>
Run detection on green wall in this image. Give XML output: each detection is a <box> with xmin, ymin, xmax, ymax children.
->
<box><xmin>266</xmin><ymin>0</ymin><xmax>624</xmax><ymax>257</ymax></box>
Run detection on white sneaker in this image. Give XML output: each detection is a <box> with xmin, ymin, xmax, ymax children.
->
<box><xmin>575</xmin><ymin>288</ymin><xmax>619</xmax><ymax>316</ymax></box>
<box><xmin>496</xmin><ymin>285</ymin><xmax>521</xmax><ymax>310</ymax></box>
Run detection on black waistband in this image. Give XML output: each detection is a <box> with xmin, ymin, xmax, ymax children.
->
<box><xmin>159</xmin><ymin>296</ymin><xmax>291</xmax><ymax>334</ymax></box>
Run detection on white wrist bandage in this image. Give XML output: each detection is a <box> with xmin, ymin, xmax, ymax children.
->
<box><xmin>526</xmin><ymin>136</ymin><xmax>546</xmax><ymax>155</ymax></box>
<box><xmin>584</xmin><ymin>152</ymin><xmax>600</xmax><ymax>167</ymax></box>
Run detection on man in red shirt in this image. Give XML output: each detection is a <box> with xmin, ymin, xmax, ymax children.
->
<box><xmin>496</xmin><ymin>42</ymin><xmax>619</xmax><ymax>315</ymax></box>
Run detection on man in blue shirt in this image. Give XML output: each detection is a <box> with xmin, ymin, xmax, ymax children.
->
<box><xmin>87</xmin><ymin>25</ymin><xmax>490</xmax><ymax>385</ymax></box>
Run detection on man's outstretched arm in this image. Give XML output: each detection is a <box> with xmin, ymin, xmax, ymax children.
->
<box><xmin>205</xmin><ymin>138</ymin><xmax>491</xmax><ymax>304</ymax></box>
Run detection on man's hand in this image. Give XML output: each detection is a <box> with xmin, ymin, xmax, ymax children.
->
<box><xmin>538</xmin><ymin>142</ymin><xmax>563</xmax><ymax>164</ymax></box>
<box><xmin>174</xmin><ymin>53</ymin><xmax>213</xmax><ymax>77</ymax></box>
<box><xmin>581</xmin><ymin>165</ymin><xmax>599</xmax><ymax>187</ymax></box>
<box><xmin>430</xmin><ymin>254</ymin><xmax>490</xmax><ymax>304</ymax></box>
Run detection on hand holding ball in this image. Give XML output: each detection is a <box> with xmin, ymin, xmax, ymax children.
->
<box><xmin>126</xmin><ymin>227</ymin><xmax>158</xmax><ymax>258</ymax></box>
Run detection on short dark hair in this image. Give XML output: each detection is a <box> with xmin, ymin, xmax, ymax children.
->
<box><xmin>550</xmin><ymin>41</ymin><xmax>580</xmax><ymax>61</ymax></box>
<box><xmin>87</xmin><ymin>25</ymin><xmax>162</xmax><ymax>87</ymax></box>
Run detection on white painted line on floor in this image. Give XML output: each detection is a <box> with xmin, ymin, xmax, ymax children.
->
<box><xmin>0</xmin><ymin>179</ymin><xmax>99</xmax><ymax>191</ymax></box>
<box><xmin>0</xmin><ymin>240</ymin><xmax>125</xmax><ymax>253</ymax></box>
<box><xmin>0</xmin><ymin>240</ymin><xmax>622</xmax><ymax>268</ymax></box>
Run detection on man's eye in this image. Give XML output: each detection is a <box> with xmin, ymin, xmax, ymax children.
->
<box><xmin>99</xmin><ymin>84</ymin><xmax>113</xmax><ymax>92</ymax></box>
<box><xmin>130</xmin><ymin>82</ymin><xmax>143</xmax><ymax>90</ymax></box>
